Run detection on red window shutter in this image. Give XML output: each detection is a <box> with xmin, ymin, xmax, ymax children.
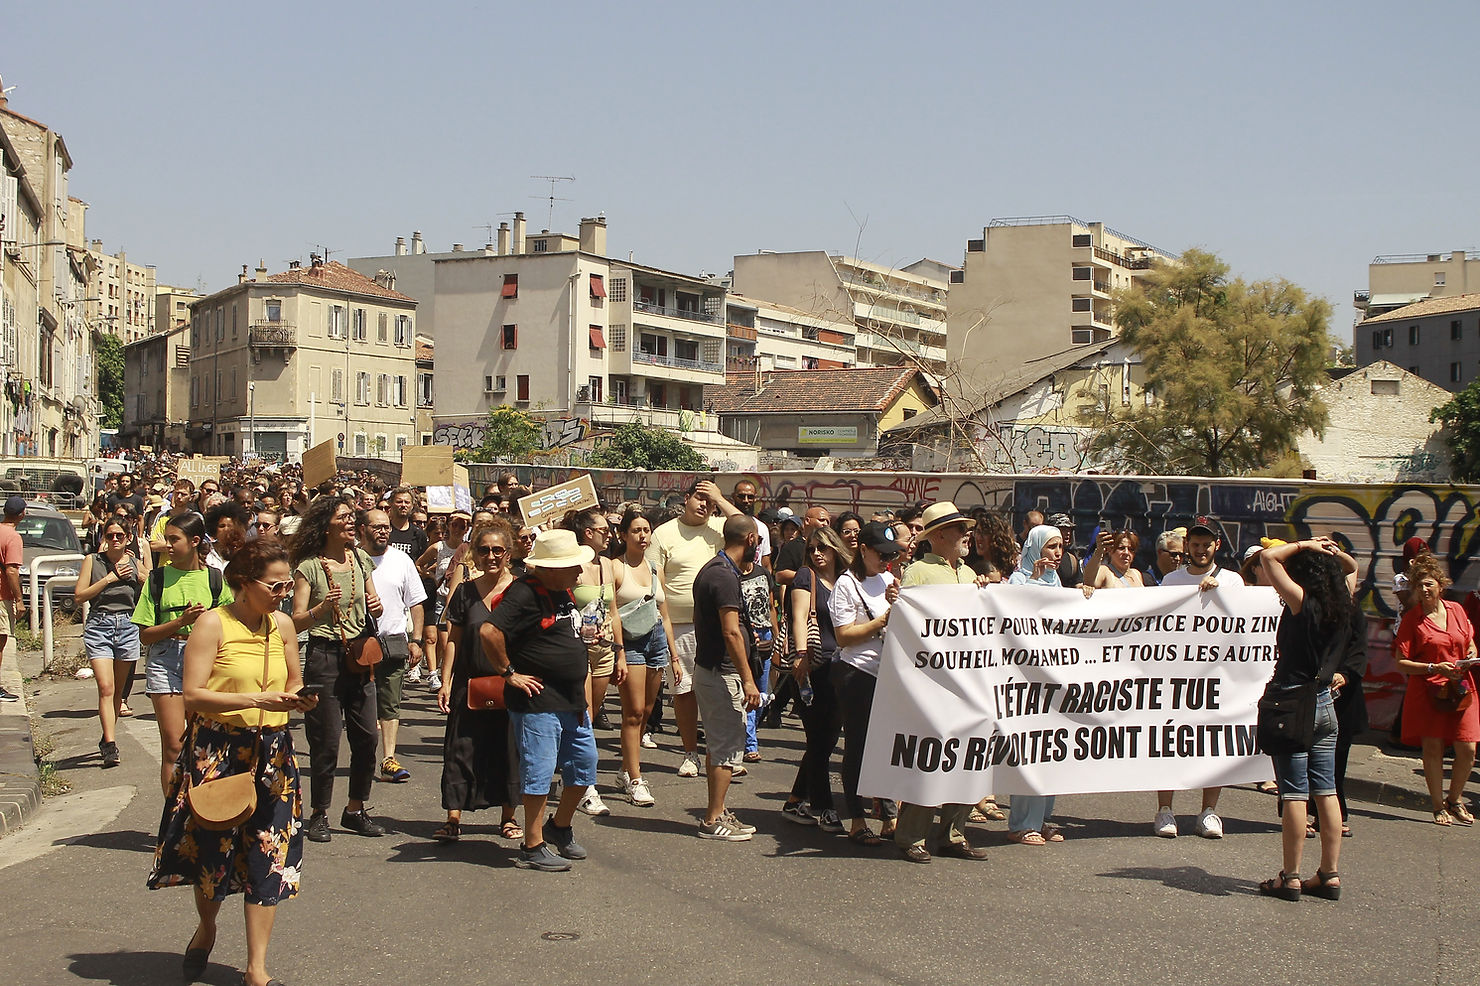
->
<box><xmin>517</xmin><ymin>375</ymin><xmax>529</xmax><ymax>401</ymax></box>
<box><xmin>588</xmin><ymin>325</ymin><xmax>606</xmax><ymax>349</ymax></box>
<box><xmin>589</xmin><ymin>274</ymin><xmax>607</xmax><ymax>298</ymax></box>
<box><xmin>501</xmin><ymin>274</ymin><xmax>518</xmax><ymax>299</ymax></box>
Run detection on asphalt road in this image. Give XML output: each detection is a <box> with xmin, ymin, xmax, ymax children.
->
<box><xmin>3</xmin><ymin>667</ymin><xmax>1478</xmax><ymax>986</ymax></box>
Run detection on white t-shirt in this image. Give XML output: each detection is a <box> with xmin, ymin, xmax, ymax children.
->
<box><xmin>829</xmin><ymin>570</ymin><xmax>896</xmax><ymax>677</ymax></box>
<box><xmin>1160</xmin><ymin>565</ymin><xmax>1246</xmax><ymax>588</ymax></box>
<box><xmin>369</xmin><ymin>547</ymin><xmax>428</xmax><ymax>637</ymax></box>
<box><xmin>646</xmin><ymin>515</ymin><xmax>725</xmax><ymax>624</ymax></box>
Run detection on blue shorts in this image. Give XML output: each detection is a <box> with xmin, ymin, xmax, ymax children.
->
<box><xmin>510</xmin><ymin>709</ymin><xmax>598</xmax><ymax>796</ymax></box>
<box><xmin>84</xmin><ymin>612</ymin><xmax>140</xmax><ymax>664</ymax></box>
<box><xmin>623</xmin><ymin>624</ymin><xmax>671</xmax><ymax>669</ymax></box>
<box><xmin>145</xmin><ymin>638</ymin><xmax>188</xmax><ymax>695</ymax></box>
<box><xmin>1272</xmin><ymin>690</ymin><xmax>1338</xmax><ymax>801</ymax></box>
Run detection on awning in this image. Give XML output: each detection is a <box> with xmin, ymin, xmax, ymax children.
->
<box><xmin>501</xmin><ymin>275</ymin><xmax>518</xmax><ymax>298</ymax></box>
<box><xmin>588</xmin><ymin>325</ymin><xmax>607</xmax><ymax>349</ymax></box>
<box><xmin>589</xmin><ymin>274</ymin><xmax>607</xmax><ymax>298</ymax></box>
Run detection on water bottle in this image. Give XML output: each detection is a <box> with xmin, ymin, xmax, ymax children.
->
<box><xmin>799</xmin><ymin>680</ymin><xmax>815</xmax><ymax>706</ymax></box>
<box><xmin>580</xmin><ymin>599</ymin><xmax>603</xmax><ymax>644</ymax></box>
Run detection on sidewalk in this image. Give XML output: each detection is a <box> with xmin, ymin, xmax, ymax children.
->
<box><xmin>1341</xmin><ymin>731</ymin><xmax>1463</xmax><ymax>813</ymax></box>
<box><xmin>0</xmin><ymin>638</ymin><xmax>39</xmax><ymax>837</ymax></box>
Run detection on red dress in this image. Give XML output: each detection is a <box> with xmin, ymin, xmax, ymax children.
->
<box><xmin>1395</xmin><ymin>600</ymin><xmax>1480</xmax><ymax>745</ymax></box>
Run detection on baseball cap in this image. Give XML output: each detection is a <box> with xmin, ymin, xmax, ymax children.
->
<box><xmin>3</xmin><ymin>496</ymin><xmax>25</xmax><ymax>517</ymax></box>
<box><xmin>1188</xmin><ymin>515</ymin><xmax>1221</xmax><ymax>538</ymax></box>
<box><xmin>858</xmin><ymin>521</ymin><xmax>902</xmax><ymax>557</ymax></box>
<box><xmin>757</xmin><ymin>507</ymin><xmax>781</xmax><ymax>524</ymax></box>
<box><xmin>1048</xmin><ymin>512</ymin><xmax>1074</xmax><ymax>529</ymax></box>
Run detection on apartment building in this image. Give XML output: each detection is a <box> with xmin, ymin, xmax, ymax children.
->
<box><xmin>415</xmin><ymin>335</ymin><xmax>433</xmax><ymax>444</ymax></box>
<box><xmin>86</xmin><ymin>238</ymin><xmax>157</xmax><ymax>343</ymax></box>
<box><xmin>1354</xmin><ymin>250</ymin><xmax>1480</xmax><ymax>321</ymax></box>
<box><xmin>348</xmin><ymin>227</ymin><xmax>502</xmax><ymax>340</ymax></box>
<box><xmin>0</xmin><ymin>93</ymin><xmax>97</xmax><ymax>458</ymax></box>
<box><xmin>944</xmin><ymin>216</ymin><xmax>1175</xmax><ymax>398</ymax></box>
<box><xmin>122</xmin><ymin>322</ymin><xmax>190</xmax><ymax>449</ymax></box>
<box><xmin>187</xmin><ymin>259</ymin><xmax>418</xmax><ymax>460</ymax></box>
<box><xmin>1355</xmin><ymin>294</ymin><xmax>1480</xmax><ymax>392</ymax></box>
<box><xmin>156</xmin><ymin>284</ymin><xmax>199</xmax><ymax>335</ymax></box>
<box><xmin>730</xmin><ymin>251</ymin><xmax>950</xmax><ymax>376</ymax></box>
<box><xmin>724</xmin><ymin>295</ymin><xmax>855</xmax><ymax>373</ymax></box>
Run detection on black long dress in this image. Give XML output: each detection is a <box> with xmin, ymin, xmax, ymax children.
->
<box><xmin>440</xmin><ymin>579</ymin><xmax>520</xmax><ymax>813</ymax></box>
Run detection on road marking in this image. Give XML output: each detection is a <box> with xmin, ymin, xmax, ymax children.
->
<box><xmin>0</xmin><ymin>785</ymin><xmax>137</xmax><ymax>870</ymax></box>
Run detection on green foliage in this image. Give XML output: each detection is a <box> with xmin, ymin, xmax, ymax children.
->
<box><xmin>1089</xmin><ymin>249</ymin><xmax>1331</xmax><ymax>476</ymax></box>
<box><xmin>588</xmin><ymin>421</ymin><xmax>706</xmax><ymax>471</ymax></box>
<box><xmin>96</xmin><ymin>334</ymin><xmax>125</xmax><ymax>429</ymax></box>
<box><xmin>1430</xmin><ymin>380</ymin><xmax>1480</xmax><ymax>482</ymax></box>
<box><xmin>474</xmin><ymin>405</ymin><xmax>542</xmax><ymax>461</ymax></box>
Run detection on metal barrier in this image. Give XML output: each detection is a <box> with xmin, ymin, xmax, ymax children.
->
<box><xmin>29</xmin><ymin>553</ymin><xmax>85</xmax><ymax>632</ymax></box>
<box><xmin>42</xmin><ymin>575</ymin><xmax>78</xmax><ymax>673</ymax></box>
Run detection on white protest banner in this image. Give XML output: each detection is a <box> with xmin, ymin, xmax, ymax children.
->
<box><xmin>858</xmin><ymin>584</ymin><xmax>1282</xmax><ymax>805</ymax></box>
<box><xmin>518</xmin><ymin>474</ymin><xmax>599</xmax><ymax>526</ymax></box>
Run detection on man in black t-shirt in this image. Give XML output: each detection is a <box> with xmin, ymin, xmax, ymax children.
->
<box><xmin>106</xmin><ymin>474</ymin><xmax>145</xmax><ymax>517</ymax></box>
<box><xmin>691</xmin><ymin>515</ymin><xmax>764</xmax><ymax>842</ymax></box>
<box><xmin>482</xmin><ymin>529</ymin><xmax>599</xmax><ymax>872</ymax></box>
<box><xmin>386</xmin><ymin>486</ymin><xmax>429</xmax><ymax>560</ymax></box>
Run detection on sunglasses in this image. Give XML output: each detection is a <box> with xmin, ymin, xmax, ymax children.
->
<box><xmin>104</xmin><ymin>532</ymin><xmax>129</xmax><ymax>541</ymax></box>
<box><xmin>255</xmin><ymin>579</ymin><xmax>294</xmax><ymax>595</ymax></box>
<box><xmin>474</xmin><ymin>545</ymin><xmax>509</xmax><ymax>557</ymax></box>
<box><xmin>518</xmin><ymin>534</ymin><xmax>537</xmax><ymax>543</ymax></box>
<box><xmin>1164</xmin><ymin>550</ymin><xmax>1186</xmax><ymax>560</ymax></box>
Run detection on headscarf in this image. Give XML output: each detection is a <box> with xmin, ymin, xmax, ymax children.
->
<box><xmin>1014</xmin><ymin>524</ymin><xmax>1063</xmax><ymax>587</ymax></box>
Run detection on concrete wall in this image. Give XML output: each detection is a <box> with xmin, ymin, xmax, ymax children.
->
<box><xmin>1297</xmin><ymin>361</ymin><xmax>1452</xmax><ymax>482</ymax></box>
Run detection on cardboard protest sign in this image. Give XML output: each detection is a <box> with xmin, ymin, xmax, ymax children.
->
<box><xmin>177</xmin><ymin>456</ymin><xmax>228</xmax><ymax>485</ymax></box>
<box><xmin>400</xmin><ymin>446</ymin><xmax>455</xmax><ymax>487</ymax></box>
<box><xmin>859</xmin><ymin>584</ymin><xmax>1281</xmax><ymax>803</ymax></box>
<box><xmin>301</xmin><ymin>439</ymin><xmax>338</xmax><ymax>489</ymax></box>
<box><xmin>518</xmin><ymin>473</ymin><xmax>599</xmax><ymax>526</ymax></box>
<box><xmin>426</xmin><ymin>464</ymin><xmax>474</xmax><ymax>514</ymax></box>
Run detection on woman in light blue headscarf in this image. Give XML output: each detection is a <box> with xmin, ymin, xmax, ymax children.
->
<box><xmin>1006</xmin><ymin>524</ymin><xmax>1066</xmax><ymax>844</ymax></box>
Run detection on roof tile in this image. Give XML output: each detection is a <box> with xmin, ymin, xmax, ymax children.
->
<box><xmin>1361</xmin><ymin>293</ymin><xmax>1480</xmax><ymax>324</ymax></box>
<box><xmin>265</xmin><ymin>260</ymin><xmax>415</xmax><ymax>303</ymax></box>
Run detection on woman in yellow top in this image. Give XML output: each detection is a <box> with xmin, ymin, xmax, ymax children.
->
<box><xmin>565</xmin><ymin>507</ymin><xmax>627</xmax><ymax>816</ymax></box>
<box><xmin>148</xmin><ymin>535</ymin><xmax>316</xmax><ymax>986</ymax></box>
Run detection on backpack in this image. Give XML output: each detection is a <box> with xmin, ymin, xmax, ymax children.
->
<box><xmin>149</xmin><ymin>564</ymin><xmax>225</xmax><ymax>620</ymax></box>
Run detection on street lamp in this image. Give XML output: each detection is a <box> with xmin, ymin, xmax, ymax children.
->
<box><xmin>247</xmin><ymin>381</ymin><xmax>255</xmax><ymax>459</ymax></box>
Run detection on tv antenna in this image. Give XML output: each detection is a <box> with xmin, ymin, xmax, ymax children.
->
<box><xmin>531</xmin><ymin>175</ymin><xmax>575</xmax><ymax>228</ymax></box>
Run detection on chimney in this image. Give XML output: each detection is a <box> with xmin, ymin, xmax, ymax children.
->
<box><xmin>512</xmin><ymin>212</ymin><xmax>526</xmax><ymax>255</ymax></box>
<box><xmin>451</xmin><ymin>243</ymin><xmax>463</xmax><ymax>252</ymax></box>
<box><xmin>374</xmin><ymin>269</ymin><xmax>396</xmax><ymax>290</ymax></box>
<box><xmin>395</xmin><ymin>236</ymin><xmax>407</xmax><ymax>256</ymax></box>
<box><xmin>496</xmin><ymin>222</ymin><xmax>510</xmax><ymax>256</ymax></box>
<box><xmin>238</xmin><ymin>265</ymin><xmax>249</xmax><ymax>285</ymax></box>
<box><xmin>579</xmin><ymin>215</ymin><xmax>608</xmax><ymax>256</ymax></box>
<box><xmin>289</xmin><ymin>260</ymin><xmax>301</xmax><ymax>270</ymax></box>
<box><xmin>255</xmin><ymin>260</ymin><xmax>268</xmax><ymax>280</ymax></box>
<box><xmin>412</xmin><ymin>231</ymin><xmax>425</xmax><ymax>255</ymax></box>
<box><xmin>91</xmin><ymin>238</ymin><xmax>103</xmax><ymax>252</ymax></box>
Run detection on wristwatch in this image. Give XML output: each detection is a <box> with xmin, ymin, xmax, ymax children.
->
<box><xmin>499</xmin><ymin>667</ymin><xmax>514</xmax><ymax>677</ymax></box>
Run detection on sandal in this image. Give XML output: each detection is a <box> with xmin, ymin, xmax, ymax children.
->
<box><xmin>432</xmin><ymin>819</ymin><xmax>461</xmax><ymax>843</ymax></box>
<box><xmin>1305</xmin><ymin>824</ymin><xmax>1316</xmax><ymax>839</ymax></box>
<box><xmin>1301</xmin><ymin>869</ymin><xmax>1341</xmax><ymax>901</ymax></box>
<box><xmin>1341</xmin><ymin>824</ymin><xmax>1353</xmax><ymax>838</ymax></box>
<box><xmin>119</xmin><ymin>703</ymin><xmax>134</xmax><ymax>717</ymax></box>
<box><xmin>1433</xmin><ymin>808</ymin><xmax>1454</xmax><ymax>826</ymax></box>
<box><xmin>847</xmin><ymin>827</ymin><xmax>883</xmax><ymax>847</ymax></box>
<box><xmin>743</xmin><ymin>751</ymin><xmax>762</xmax><ymax>763</ymax></box>
<box><xmin>1445</xmin><ymin>800</ymin><xmax>1475</xmax><ymax>825</ymax></box>
<box><xmin>1008</xmin><ymin>830</ymin><xmax>1047</xmax><ymax>846</ymax></box>
<box><xmin>500</xmin><ymin>819</ymin><xmax>524</xmax><ymax>840</ymax></box>
<box><xmin>1258</xmin><ymin>871</ymin><xmax>1302</xmax><ymax>901</ymax></box>
<box><xmin>1040</xmin><ymin>824</ymin><xmax>1065</xmax><ymax>843</ymax></box>
<box><xmin>970</xmin><ymin>800</ymin><xmax>1006</xmax><ymax>823</ymax></box>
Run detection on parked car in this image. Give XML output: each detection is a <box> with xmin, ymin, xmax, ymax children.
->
<box><xmin>16</xmin><ymin>502</ymin><xmax>84</xmax><ymax>615</ymax></box>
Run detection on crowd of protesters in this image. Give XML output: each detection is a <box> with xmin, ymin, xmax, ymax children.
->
<box><xmin>52</xmin><ymin>453</ymin><xmax>1478</xmax><ymax>980</ymax></box>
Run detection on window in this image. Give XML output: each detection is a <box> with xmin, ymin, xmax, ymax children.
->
<box><xmin>329</xmin><ymin>305</ymin><xmax>346</xmax><ymax>339</ymax></box>
<box><xmin>353</xmin><ymin>308</ymin><xmax>367</xmax><ymax>342</ymax></box>
<box><xmin>1383</xmin><ymin>328</ymin><xmax>1393</xmax><ymax>347</ymax></box>
<box><xmin>589</xmin><ymin>274</ymin><xmax>607</xmax><ymax>299</ymax></box>
<box><xmin>418</xmin><ymin>371</ymin><xmax>434</xmax><ymax>407</ymax></box>
<box><xmin>1071</xmin><ymin>297</ymin><xmax>1092</xmax><ymax>313</ymax></box>
<box><xmin>394</xmin><ymin>315</ymin><xmax>410</xmax><ymax>347</ymax></box>
<box><xmin>265</xmin><ymin>300</ymin><xmax>282</xmax><ymax>323</ymax></box>
<box><xmin>1410</xmin><ymin>325</ymin><xmax>1421</xmax><ymax>346</ymax></box>
<box><xmin>609</xmin><ymin>277</ymin><xmax>627</xmax><ymax>303</ymax></box>
<box><xmin>356</xmin><ymin>371</ymin><xmax>370</xmax><ymax>405</ymax></box>
<box><xmin>1071</xmin><ymin>328</ymin><xmax>1093</xmax><ymax>344</ymax></box>
<box><xmin>1370</xmin><ymin>379</ymin><xmax>1399</xmax><ymax>396</ymax></box>
<box><xmin>354</xmin><ymin>433</ymin><xmax>367</xmax><ymax>456</ymax></box>
<box><xmin>611</xmin><ymin>379</ymin><xmax>628</xmax><ymax>405</ymax></box>
<box><xmin>1072</xmin><ymin>233</ymin><xmax>1092</xmax><ymax>248</ymax></box>
<box><xmin>376</xmin><ymin>373</ymin><xmax>389</xmax><ymax>406</ymax></box>
<box><xmin>1371</xmin><ymin>330</ymin><xmax>1382</xmax><ymax>349</ymax></box>
<box><xmin>1436</xmin><ymin>272</ymin><xmax>1447</xmax><ymax>286</ymax></box>
<box><xmin>331</xmin><ymin>368</ymin><xmax>344</xmax><ymax>403</ymax></box>
<box><xmin>190</xmin><ymin>376</ymin><xmax>198</xmax><ymax>405</ymax></box>
<box><xmin>501</xmin><ymin>273</ymin><xmax>518</xmax><ymax>299</ymax></box>
<box><xmin>215</xmin><ymin>308</ymin><xmax>223</xmax><ymax>340</ymax></box>
<box><xmin>610</xmin><ymin>324</ymin><xmax>627</xmax><ymax>351</ymax></box>
<box><xmin>231</xmin><ymin>307</ymin><xmax>238</xmax><ymax>339</ymax></box>
<box><xmin>588</xmin><ymin>376</ymin><xmax>603</xmax><ymax>403</ymax></box>
<box><xmin>1452</xmin><ymin>362</ymin><xmax>1462</xmax><ymax>383</ymax></box>
<box><xmin>397</xmin><ymin>435</ymin><xmax>409</xmax><ymax>453</ymax></box>
<box><xmin>1072</xmin><ymin>267</ymin><xmax>1092</xmax><ymax>281</ymax></box>
<box><xmin>588</xmin><ymin>325</ymin><xmax>606</xmax><ymax>350</ymax></box>
<box><xmin>378</xmin><ymin>312</ymin><xmax>388</xmax><ymax>343</ymax></box>
<box><xmin>639</xmin><ymin>333</ymin><xmax>667</xmax><ymax>357</ymax></box>
<box><xmin>516</xmin><ymin>375</ymin><xmax>530</xmax><ymax>401</ymax></box>
<box><xmin>1453</xmin><ymin>320</ymin><xmax>1463</xmax><ymax>340</ymax></box>
<box><xmin>394</xmin><ymin>375</ymin><xmax>407</xmax><ymax>407</ymax></box>
<box><xmin>649</xmin><ymin>383</ymin><xmax>666</xmax><ymax>407</ymax></box>
<box><xmin>1409</xmin><ymin>366</ymin><xmax>1420</xmax><ymax>375</ymax></box>
<box><xmin>230</xmin><ymin>367</ymin><xmax>237</xmax><ymax>398</ymax></box>
<box><xmin>502</xmin><ymin>324</ymin><xmax>518</xmax><ymax>350</ymax></box>
<box><xmin>531</xmin><ymin>239</ymin><xmax>548</xmax><ymax>253</ymax></box>
<box><xmin>675</xmin><ymin>339</ymin><xmax>699</xmax><ymax>364</ymax></box>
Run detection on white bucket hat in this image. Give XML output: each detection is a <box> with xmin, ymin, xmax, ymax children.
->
<box><xmin>525</xmin><ymin>529</ymin><xmax>595</xmax><ymax>569</ymax></box>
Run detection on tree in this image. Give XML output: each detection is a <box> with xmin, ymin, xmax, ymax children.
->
<box><xmin>95</xmin><ymin>334</ymin><xmax>125</xmax><ymax>429</ymax></box>
<box><xmin>1430</xmin><ymin>381</ymin><xmax>1480</xmax><ymax>482</ymax></box>
<box><xmin>471</xmin><ymin>405</ymin><xmax>541</xmax><ymax>461</ymax></box>
<box><xmin>588</xmin><ymin>421</ymin><xmax>706</xmax><ymax>471</ymax></box>
<box><xmin>1088</xmin><ymin>249</ymin><xmax>1331</xmax><ymax>476</ymax></box>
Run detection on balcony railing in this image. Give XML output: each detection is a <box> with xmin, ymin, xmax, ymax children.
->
<box><xmin>633</xmin><ymin>300</ymin><xmax>722</xmax><ymax>324</ymax></box>
<box><xmin>249</xmin><ymin>321</ymin><xmax>297</xmax><ymax>347</ymax></box>
<box><xmin>632</xmin><ymin>349</ymin><xmax>724</xmax><ymax>374</ymax></box>
<box><xmin>1094</xmin><ymin>246</ymin><xmax>1151</xmax><ymax>270</ymax></box>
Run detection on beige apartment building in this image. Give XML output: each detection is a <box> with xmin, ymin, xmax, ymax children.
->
<box><xmin>188</xmin><ymin>259</ymin><xmax>417</xmax><ymax>460</ymax></box>
<box><xmin>86</xmin><ymin>238</ymin><xmax>157</xmax><ymax>343</ymax></box>
<box><xmin>1354</xmin><ymin>249</ymin><xmax>1480</xmax><ymax>321</ymax></box>
<box><xmin>724</xmin><ymin>295</ymin><xmax>855</xmax><ymax>374</ymax></box>
<box><xmin>730</xmin><ymin>251</ymin><xmax>951</xmax><ymax>376</ymax></box>
<box><xmin>944</xmin><ymin>216</ymin><xmax>1175</xmax><ymax>400</ymax></box>
<box><xmin>122</xmin><ymin>322</ymin><xmax>190</xmax><ymax>449</ymax></box>
<box><xmin>0</xmin><ymin>94</ymin><xmax>97</xmax><ymax>458</ymax></box>
<box><xmin>156</xmin><ymin>284</ymin><xmax>199</xmax><ymax>334</ymax></box>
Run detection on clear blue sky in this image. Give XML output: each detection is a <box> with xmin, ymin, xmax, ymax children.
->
<box><xmin>7</xmin><ymin>1</ymin><xmax>1479</xmax><ymax>342</ymax></box>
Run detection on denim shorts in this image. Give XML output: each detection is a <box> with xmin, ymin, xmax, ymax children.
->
<box><xmin>84</xmin><ymin>612</ymin><xmax>140</xmax><ymax>664</ymax></box>
<box><xmin>145</xmin><ymin>638</ymin><xmax>188</xmax><ymax>695</ymax></box>
<box><xmin>510</xmin><ymin>709</ymin><xmax>598</xmax><ymax>796</ymax></box>
<box><xmin>1272</xmin><ymin>689</ymin><xmax>1338</xmax><ymax>800</ymax></box>
<box><xmin>623</xmin><ymin>624</ymin><xmax>672</xmax><ymax>670</ymax></box>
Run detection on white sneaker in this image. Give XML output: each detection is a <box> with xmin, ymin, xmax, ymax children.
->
<box><xmin>640</xmin><ymin>732</ymin><xmax>658</xmax><ymax>749</ymax></box>
<box><xmin>1194</xmin><ymin>808</ymin><xmax>1223</xmax><ymax>839</ymax></box>
<box><xmin>1153</xmin><ymin>807</ymin><xmax>1178</xmax><ymax>838</ymax></box>
<box><xmin>427</xmin><ymin>671</ymin><xmax>443</xmax><ymax>691</ymax></box>
<box><xmin>677</xmin><ymin>752</ymin><xmax>701</xmax><ymax>778</ymax></box>
<box><xmin>616</xmin><ymin>769</ymin><xmax>632</xmax><ymax>789</ymax></box>
<box><xmin>627</xmin><ymin>776</ymin><xmax>655</xmax><ymax>807</ymax></box>
<box><xmin>577</xmin><ymin>788</ymin><xmax>611</xmax><ymax>817</ymax></box>
<box><xmin>405</xmin><ymin>665</ymin><xmax>423</xmax><ymax>684</ymax></box>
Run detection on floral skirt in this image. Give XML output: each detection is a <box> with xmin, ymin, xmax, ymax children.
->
<box><xmin>147</xmin><ymin>717</ymin><xmax>303</xmax><ymax>906</ymax></box>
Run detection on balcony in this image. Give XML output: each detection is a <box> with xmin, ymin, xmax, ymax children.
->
<box><xmin>1094</xmin><ymin>246</ymin><xmax>1151</xmax><ymax>270</ymax></box>
<box><xmin>633</xmin><ymin>299</ymin><xmax>722</xmax><ymax>325</ymax></box>
<box><xmin>1353</xmin><ymin>289</ymin><xmax>1371</xmax><ymax>311</ymax></box>
<box><xmin>249</xmin><ymin>321</ymin><xmax>297</xmax><ymax>348</ymax></box>
<box><xmin>632</xmin><ymin>349</ymin><xmax>724</xmax><ymax>375</ymax></box>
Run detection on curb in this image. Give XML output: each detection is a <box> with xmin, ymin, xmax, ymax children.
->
<box><xmin>1343</xmin><ymin>774</ymin><xmax>1432</xmax><ymax>813</ymax></box>
<box><xmin>0</xmin><ymin>650</ymin><xmax>40</xmax><ymax>838</ymax></box>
